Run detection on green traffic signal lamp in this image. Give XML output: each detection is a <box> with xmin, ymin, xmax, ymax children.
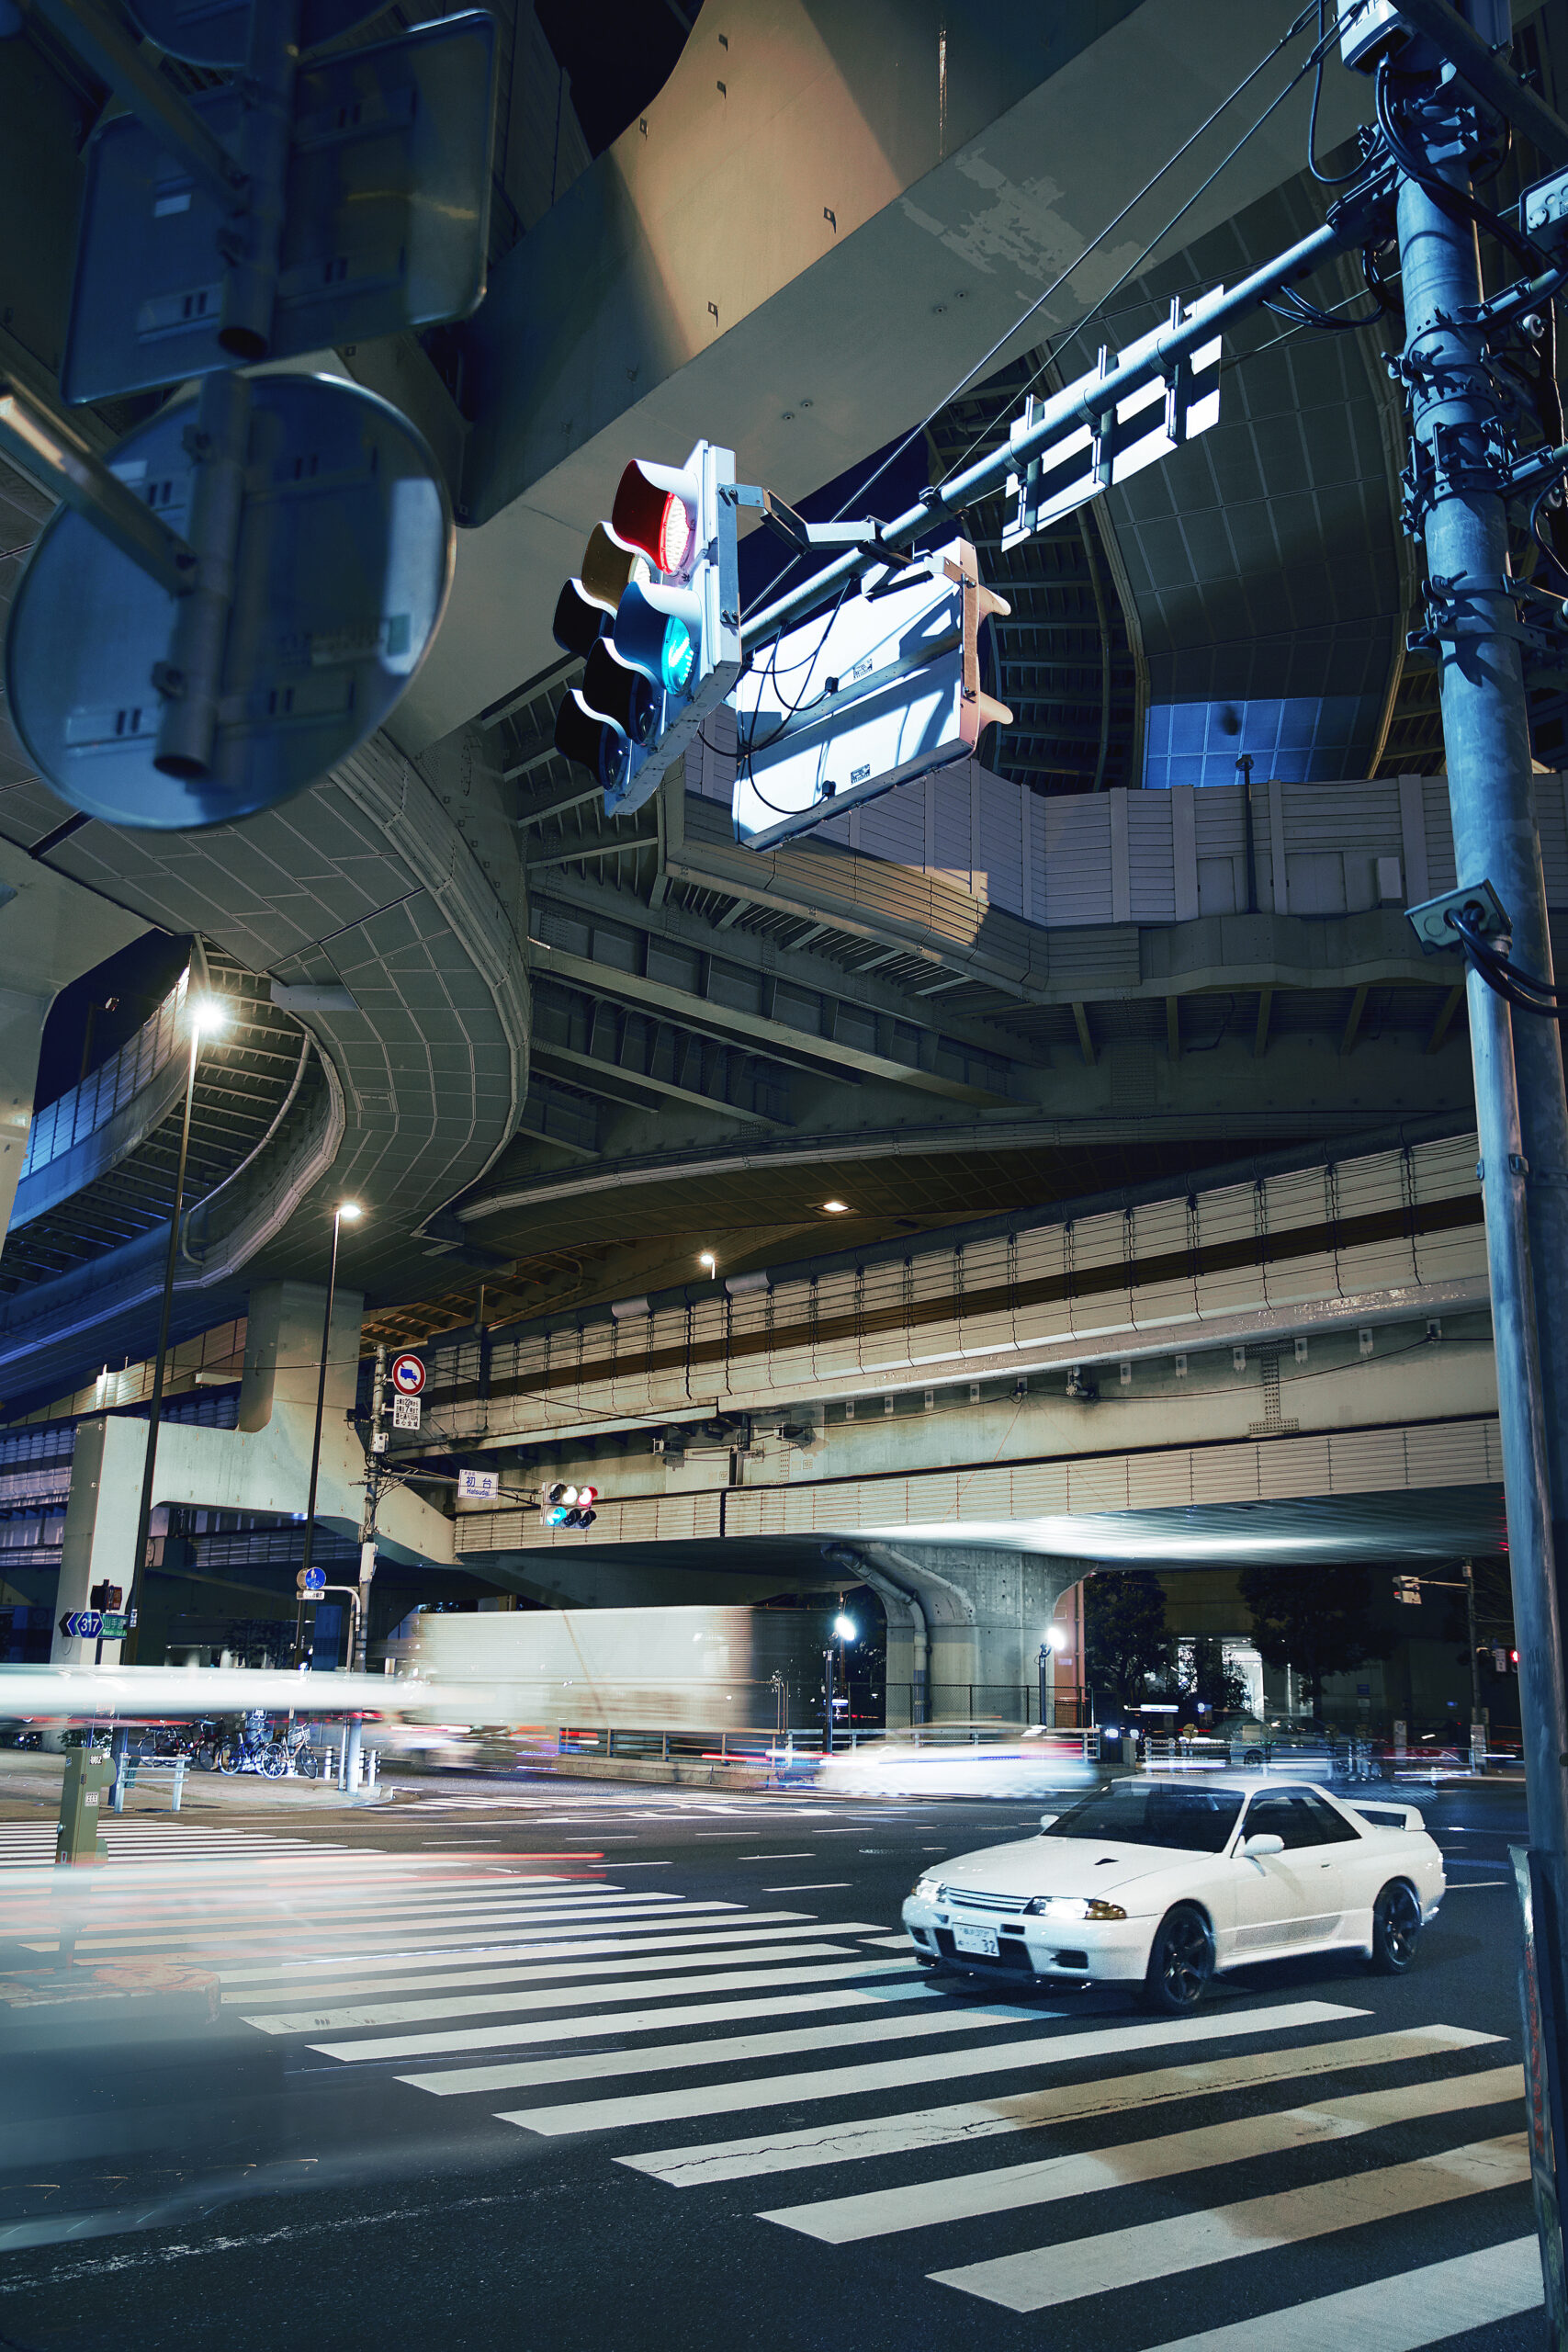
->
<box><xmin>615</xmin><ymin>579</ymin><xmax>703</xmax><ymax>696</ymax></box>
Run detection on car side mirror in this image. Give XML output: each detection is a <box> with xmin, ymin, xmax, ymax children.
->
<box><xmin>1038</xmin><ymin>1813</ymin><xmax>1059</xmax><ymax>1833</ymax></box>
<box><xmin>1242</xmin><ymin>1832</ymin><xmax>1284</xmax><ymax>1858</ymax></box>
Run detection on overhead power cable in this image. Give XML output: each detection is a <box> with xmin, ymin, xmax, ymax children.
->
<box><xmin>742</xmin><ymin>0</ymin><xmax>1326</xmax><ymax>624</ymax></box>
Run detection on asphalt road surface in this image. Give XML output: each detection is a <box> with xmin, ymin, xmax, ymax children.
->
<box><xmin>0</xmin><ymin>1771</ymin><xmax>1544</xmax><ymax>2352</ymax></box>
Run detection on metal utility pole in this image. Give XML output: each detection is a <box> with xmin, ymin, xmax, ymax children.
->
<box><xmin>1384</xmin><ymin>30</ymin><xmax>1568</xmax><ymax>2320</ymax></box>
<box><xmin>355</xmin><ymin>1341</ymin><xmax>387</xmax><ymax>1675</ymax></box>
<box><xmin>125</xmin><ymin>978</ymin><xmax>225</xmax><ymax>1663</ymax></box>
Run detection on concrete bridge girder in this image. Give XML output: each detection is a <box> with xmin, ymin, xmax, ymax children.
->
<box><xmin>49</xmin><ymin>1280</ymin><xmax>456</xmax><ymax>1666</ymax></box>
<box><xmin>399</xmin><ymin>0</ymin><xmax>1369</xmax><ymax>747</ymax></box>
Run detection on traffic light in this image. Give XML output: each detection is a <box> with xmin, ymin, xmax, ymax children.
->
<box><xmin>542</xmin><ymin>1482</ymin><xmax>598</xmax><ymax>1529</ymax></box>
<box><xmin>89</xmin><ymin>1581</ymin><xmax>123</xmax><ymax>1612</ymax></box>
<box><xmin>551</xmin><ymin>443</ymin><xmax>741</xmax><ymax>819</ymax></box>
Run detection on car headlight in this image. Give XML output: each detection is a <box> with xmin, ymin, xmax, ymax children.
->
<box><xmin>910</xmin><ymin>1876</ymin><xmax>944</xmax><ymax>1902</ymax></box>
<box><xmin>1023</xmin><ymin>1895</ymin><xmax>1128</xmax><ymax>1922</ymax></box>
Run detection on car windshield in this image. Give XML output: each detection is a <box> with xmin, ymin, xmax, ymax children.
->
<box><xmin>1045</xmin><ymin>1781</ymin><xmax>1244</xmax><ymax>1854</ymax></box>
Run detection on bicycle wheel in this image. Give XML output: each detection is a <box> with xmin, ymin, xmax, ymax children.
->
<box><xmin>216</xmin><ymin>1744</ymin><xmax>241</xmax><ymax>1775</ymax></box>
<box><xmin>195</xmin><ymin>1740</ymin><xmax>217</xmax><ymax>1770</ymax></box>
<box><xmin>296</xmin><ymin>1749</ymin><xmax>320</xmax><ymax>1780</ymax></box>
<box><xmin>261</xmin><ymin>1746</ymin><xmax>287</xmax><ymax>1778</ymax></box>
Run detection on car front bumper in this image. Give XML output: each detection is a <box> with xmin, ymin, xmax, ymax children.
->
<box><xmin>901</xmin><ymin>1894</ymin><xmax>1151</xmax><ymax>1983</ymax></box>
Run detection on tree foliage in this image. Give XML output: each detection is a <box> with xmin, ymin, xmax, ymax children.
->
<box><xmin>1235</xmin><ymin>1562</ymin><xmax>1392</xmax><ymax>1708</ymax></box>
<box><xmin>1085</xmin><ymin>1571</ymin><xmax>1171</xmax><ymax>1710</ymax></box>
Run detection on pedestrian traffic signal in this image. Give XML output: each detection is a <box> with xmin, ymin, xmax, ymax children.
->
<box><xmin>551</xmin><ymin>442</ymin><xmax>742</xmax><ymax>818</ymax></box>
<box><xmin>89</xmin><ymin>1581</ymin><xmax>123</xmax><ymax>1612</ymax></box>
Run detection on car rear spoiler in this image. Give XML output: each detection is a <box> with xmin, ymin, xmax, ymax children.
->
<box><xmin>1347</xmin><ymin>1801</ymin><xmax>1425</xmax><ymax>1833</ymax></box>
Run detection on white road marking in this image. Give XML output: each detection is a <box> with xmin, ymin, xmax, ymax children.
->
<box><xmin>1134</xmin><ymin>2234</ymin><xmax>1542</xmax><ymax>2351</ymax></box>
<box><xmin>317</xmin><ymin>1973</ymin><xmax>930</xmax><ymax>2062</ymax></box>
<box><xmin>409</xmin><ymin>1997</ymin><xmax>1039</xmax><ymax>2099</ymax></box>
<box><xmin>211</xmin><ymin>1905</ymin><xmax>775</xmax><ymax>1983</ymax></box>
<box><xmin>617</xmin><ymin>2023</ymin><xmax>1502</xmax><ymax>2188</ymax></box>
<box><xmin>225</xmin><ymin>1922</ymin><xmax>876</xmax><ymax>2001</ymax></box>
<box><xmin>761</xmin><ymin>2065</ymin><xmax>1526</xmax><ymax>2241</ymax></box>
<box><xmin>486</xmin><ymin>2000</ymin><xmax>1367</xmax><ymax>2133</ymax></box>
<box><xmin>929</xmin><ymin>2134</ymin><xmax>1531</xmax><ymax>2312</ymax></box>
<box><xmin>255</xmin><ymin>1954</ymin><xmax>914</xmax><ymax>2035</ymax></box>
<box><xmin>767</xmin><ymin>1883</ymin><xmax>852</xmax><ymax>1892</ymax></box>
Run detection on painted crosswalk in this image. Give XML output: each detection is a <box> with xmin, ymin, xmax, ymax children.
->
<box><xmin>6</xmin><ymin>1840</ymin><xmax>1539</xmax><ymax>2345</ymax></box>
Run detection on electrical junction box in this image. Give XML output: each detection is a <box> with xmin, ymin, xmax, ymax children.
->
<box><xmin>1338</xmin><ymin>0</ymin><xmax>1511</xmax><ymax>73</ymax></box>
<box><xmin>1524</xmin><ymin>164</ymin><xmax>1568</xmax><ymax>255</ymax></box>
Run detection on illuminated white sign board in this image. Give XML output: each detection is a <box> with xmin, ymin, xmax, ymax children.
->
<box><xmin>1002</xmin><ymin>287</ymin><xmax>1224</xmax><ymax>548</ymax></box>
<box><xmin>730</xmin><ymin>538</ymin><xmax>1009</xmax><ymax>851</ymax></box>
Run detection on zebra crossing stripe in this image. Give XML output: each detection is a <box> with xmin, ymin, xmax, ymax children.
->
<box><xmin>1134</xmin><ymin>2233</ymin><xmax>1541</xmax><ymax>2351</ymax></box>
<box><xmin>217</xmin><ymin>1914</ymin><xmax>845</xmax><ymax>1988</ymax></box>
<box><xmin>407</xmin><ymin>1997</ymin><xmax>1045</xmax><ymax>2099</ymax></box>
<box><xmin>928</xmin><ymin>2133</ymin><xmax>1531</xmax><ymax>2312</ymax></box>
<box><xmin>487</xmin><ymin>2001</ymin><xmax>1369</xmax><ymax>2135</ymax></box>
<box><xmin>20</xmin><ymin>1896</ymin><xmax>704</xmax><ymax>1955</ymax></box>
<box><xmin>242</xmin><ymin>1943</ymin><xmax>886</xmax><ymax>2028</ymax></box>
<box><xmin>761</xmin><ymin>2064</ymin><xmax>1527</xmax><ymax>2242</ymax></box>
<box><xmin>617</xmin><ymin>2022</ymin><xmax>1504</xmax><ymax>2188</ymax></box>
<box><xmin>312</xmin><ymin>1970</ymin><xmax>931</xmax><ymax>2063</ymax></box>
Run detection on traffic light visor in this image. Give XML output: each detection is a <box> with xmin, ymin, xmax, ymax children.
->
<box><xmin>581</xmin><ymin>523</ymin><xmax>651</xmax><ymax>615</ymax></box>
<box><xmin>553</xmin><ymin>579</ymin><xmax>607</xmax><ymax>661</ymax></box>
<box><xmin>583</xmin><ymin>639</ymin><xmax>660</xmax><ymax>745</ymax></box>
<box><xmin>554</xmin><ymin>690</ymin><xmax>631</xmax><ymax>791</ymax></box>
<box><xmin>613</xmin><ymin>459</ymin><xmax>699</xmax><ymax>576</ymax></box>
<box><xmin>615</xmin><ymin>580</ymin><xmax>702</xmax><ymax>695</ymax></box>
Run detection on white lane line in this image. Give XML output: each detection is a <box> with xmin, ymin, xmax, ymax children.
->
<box><xmin>737</xmin><ymin>1854</ymin><xmax>814</xmax><ymax>1861</ymax></box>
<box><xmin>487</xmin><ymin>2000</ymin><xmax>1367</xmax><ymax>2134</ymax></box>
<box><xmin>21</xmin><ymin>1897</ymin><xmax>704</xmax><ymax>1956</ymax></box>
<box><xmin>1447</xmin><ymin>1882</ymin><xmax>1511</xmax><ymax>1889</ymax></box>
<box><xmin>767</xmin><ymin>1883</ymin><xmax>851</xmax><ymax>1892</ymax></box>
<box><xmin>254</xmin><ymin>1953</ymin><xmax>912</xmax><ymax>2035</ymax></box>
<box><xmin>412</xmin><ymin>1997</ymin><xmax>1041</xmax><ymax>2099</ymax></box>
<box><xmin>618</xmin><ymin>2023</ymin><xmax>1504</xmax><ymax>2188</ymax></box>
<box><xmin>312</xmin><ymin>1968</ymin><xmax>926</xmax><ymax>2062</ymax></box>
<box><xmin>1135</xmin><ymin>2233</ymin><xmax>1541</xmax><ymax>2352</ymax></box>
<box><xmin>930</xmin><ymin>2133</ymin><xmax>1531</xmax><ymax>2312</ymax></box>
<box><xmin>225</xmin><ymin>1923</ymin><xmax>877</xmax><ymax>2002</ymax></box>
<box><xmin>211</xmin><ymin>1906</ymin><xmax>775</xmax><ymax>1984</ymax></box>
<box><xmin>761</xmin><ymin>2065</ymin><xmax>1526</xmax><ymax>2242</ymax></box>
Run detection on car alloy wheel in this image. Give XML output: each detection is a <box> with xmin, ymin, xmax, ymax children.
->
<box><xmin>1371</xmin><ymin>1880</ymin><xmax>1422</xmax><ymax>1973</ymax></box>
<box><xmin>1143</xmin><ymin>1903</ymin><xmax>1214</xmax><ymax>2013</ymax></box>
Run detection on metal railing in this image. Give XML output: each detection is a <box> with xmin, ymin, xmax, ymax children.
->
<box><xmin>21</xmin><ymin>971</ymin><xmax>187</xmax><ymax>1181</ymax></box>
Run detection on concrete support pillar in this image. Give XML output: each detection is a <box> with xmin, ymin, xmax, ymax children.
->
<box><xmin>50</xmin><ymin>1416</ymin><xmax>149</xmax><ymax>1663</ymax></box>
<box><xmin>871</xmin><ymin>1544</ymin><xmax>1093</xmax><ymax>1720</ymax></box>
<box><xmin>240</xmin><ymin>1279</ymin><xmax>365</xmax><ymax>1431</ymax></box>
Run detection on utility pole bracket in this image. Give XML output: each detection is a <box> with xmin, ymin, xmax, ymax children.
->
<box><xmin>1406</xmin><ymin>879</ymin><xmax>1512</xmax><ymax>954</ymax></box>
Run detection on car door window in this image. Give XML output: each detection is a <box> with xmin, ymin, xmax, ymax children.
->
<box><xmin>1244</xmin><ymin>1794</ymin><xmax>1305</xmax><ymax>1846</ymax></box>
<box><xmin>1296</xmin><ymin>1790</ymin><xmax>1360</xmax><ymax>1845</ymax></box>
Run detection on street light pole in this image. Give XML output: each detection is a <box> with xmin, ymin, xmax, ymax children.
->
<box><xmin>123</xmin><ymin>980</ymin><xmax>226</xmax><ymax>1665</ymax></box>
<box><xmin>298</xmin><ymin>1198</ymin><xmax>362</xmax><ymax>1595</ymax></box>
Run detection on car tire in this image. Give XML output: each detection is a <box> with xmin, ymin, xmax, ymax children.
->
<box><xmin>1369</xmin><ymin>1880</ymin><xmax>1422</xmax><ymax>1973</ymax></box>
<box><xmin>1141</xmin><ymin>1904</ymin><xmax>1215</xmax><ymax>2014</ymax></box>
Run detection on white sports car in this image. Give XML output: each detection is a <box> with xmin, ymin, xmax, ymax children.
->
<box><xmin>901</xmin><ymin>1775</ymin><xmax>1446</xmax><ymax>2013</ymax></box>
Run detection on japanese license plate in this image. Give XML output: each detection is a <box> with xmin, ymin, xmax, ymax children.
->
<box><xmin>953</xmin><ymin>1922</ymin><xmax>999</xmax><ymax>1957</ymax></box>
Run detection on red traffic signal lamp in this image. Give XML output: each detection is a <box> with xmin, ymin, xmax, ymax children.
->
<box><xmin>612</xmin><ymin>458</ymin><xmax>701</xmax><ymax>578</ymax></box>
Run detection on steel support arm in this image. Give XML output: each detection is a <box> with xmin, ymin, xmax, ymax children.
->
<box><xmin>748</xmin><ymin>214</ymin><xmax>1362</xmax><ymax>639</ymax></box>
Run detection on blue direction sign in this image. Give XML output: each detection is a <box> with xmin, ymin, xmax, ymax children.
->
<box><xmin>62</xmin><ymin>11</ymin><xmax>496</xmax><ymax>405</ymax></box>
<box><xmin>6</xmin><ymin>372</ymin><xmax>453</xmax><ymax>830</ymax></box>
<box><xmin>61</xmin><ymin>1611</ymin><xmax>103</xmax><ymax>1640</ymax></box>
